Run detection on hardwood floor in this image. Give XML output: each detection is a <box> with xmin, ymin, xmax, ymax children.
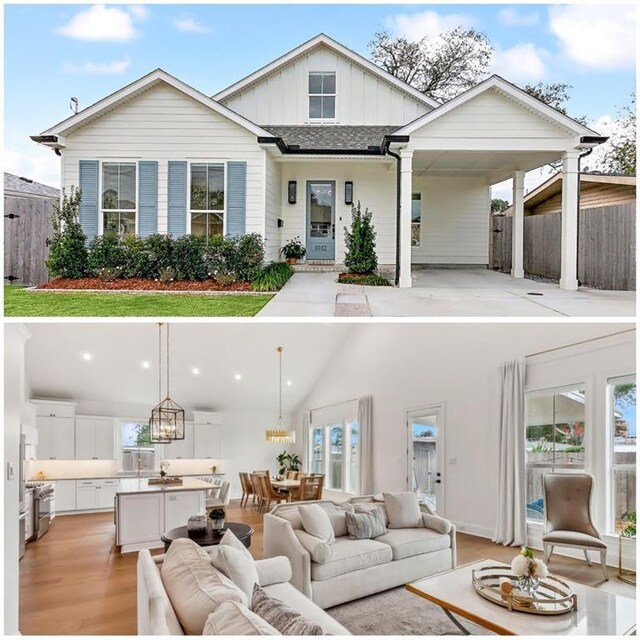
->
<box><xmin>19</xmin><ymin>501</ymin><xmax>634</xmax><ymax>635</ymax></box>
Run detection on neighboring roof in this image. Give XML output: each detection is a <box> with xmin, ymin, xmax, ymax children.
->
<box><xmin>213</xmin><ymin>33</ymin><xmax>439</xmax><ymax>109</ymax></box>
<box><xmin>261</xmin><ymin>125</ymin><xmax>399</xmax><ymax>151</ymax></box>
<box><xmin>35</xmin><ymin>69</ymin><xmax>273</xmax><ymax>143</ymax></box>
<box><xmin>501</xmin><ymin>172</ymin><xmax>636</xmax><ymax>216</ymax></box>
<box><xmin>4</xmin><ymin>172</ymin><xmax>60</xmax><ymax>198</ymax></box>
<box><xmin>394</xmin><ymin>75</ymin><xmax>603</xmax><ymax>139</ymax></box>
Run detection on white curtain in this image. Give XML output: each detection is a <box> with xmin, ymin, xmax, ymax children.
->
<box><xmin>358</xmin><ymin>396</ymin><xmax>374</xmax><ymax>496</ymax></box>
<box><xmin>493</xmin><ymin>359</ymin><xmax>527</xmax><ymax>546</ymax></box>
<box><xmin>301</xmin><ymin>410</ymin><xmax>310</xmax><ymax>472</ymax></box>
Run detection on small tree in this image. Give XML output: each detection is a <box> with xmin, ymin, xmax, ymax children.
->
<box><xmin>46</xmin><ymin>187</ymin><xmax>88</xmax><ymax>279</ymax></box>
<box><xmin>344</xmin><ymin>201</ymin><xmax>378</xmax><ymax>274</ymax></box>
<box><xmin>491</xmin><ymin>198</ymin><xmax>510</xmax><ymax>213</ymax></box>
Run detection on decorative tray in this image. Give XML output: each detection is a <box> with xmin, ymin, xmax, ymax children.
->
<box><xmin>148</xmin><ymin>476</ymin><xmax>183</xmax><ymax>485</ymax></box>
<box><xmin>472</xmin><ymin>565</ymin><xmax>577</xmax><ymax>615</ymax></box>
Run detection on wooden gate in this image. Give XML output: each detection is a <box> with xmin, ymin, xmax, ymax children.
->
<box><xmin>490</xmin><ymin>215</ymin><xmax>512</xmax><ymax>273</ymax></box>
<box><xmin>3</xmin><ymin>195</ymin><xmax>55</xmax><ymax>286</ymax></box>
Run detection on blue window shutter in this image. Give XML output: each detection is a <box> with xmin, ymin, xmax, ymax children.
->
<box><xmin>79</xmin><ymin>160</ymin><xmax>99</xmax><ymax>240</ymax></box>
<box><xmin>138</xmin><ymin>161</ymin><xmax>158</xmax><ymax>237</ymax></box>
<box><xmin>226</xmin><ymin>161</ymin><xmax>247</xmax><ymax>237</ymax></box>
<box><xmin>167</xmin><ymin>161</ymin><xmax>187</xmax><ymax>237</ymax></box>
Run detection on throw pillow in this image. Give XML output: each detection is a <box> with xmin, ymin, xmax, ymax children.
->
<box><xmin>345</xmin><ymin>508</ymin><xmax>387</xmax><ymax>540</ymax></box>
<box><xmin>251</xmin><ymin>584</ymin><xmax>324</xmax><ymax>635</ymax></box>
<box><xmin>202</xmin><ymin>601</ymin><xmax>280</xmax><ymax>635</ymax></box>
<box><xmin>352</xmin><ymin>501</ymin><xmax>390</xmax><ymax>526</ymax></box>
<box><xmin>160</xmin><ymin>538</ymin><xmax>246</xmax><ymax>635</ymax></box>
<box><xmin>383</xmin><ymin>491</ymin><xmax>423</xmax><ymax>528</ymax></box>
<box><xmin>219</xmin><ymin>527</ymin><xmax>254</xmax><ymax>561</ymax></box>
<box><xmin>298</xmin><ymin>503</ymin><xmax>335</xmax><ymax>543</ymax></box>
<box><xmin>210</xmin><ymin>544</ymin><xmax>260</xmax><ymax>602</ymax></box>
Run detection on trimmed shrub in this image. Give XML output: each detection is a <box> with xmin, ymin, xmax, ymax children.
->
<box><xmin>338</xmin><ymin>273</ymin><xmax>390</xmax><ymax>286</ymax></box>
<box><xmin>251</xmin><ymin>261</ymin><xmax>293</xmax><ymax>291</ymax></box>
<box><xmin>204</xmin><ymin>235</ymin><xmax>236</xmax><ymax>281</ymax></box>
<box><xmin>172</xmin><ymin>235</ymin><xmax>208</xmax><ymax>281</ymax></box>
<box><xmin>121</xmin><ymin>235</ymin><xmax>148</xmax><ymax>279</ymax></box>
<box><xmin>143</xmin><ymin>234</ymin><xmax>174</xmax><ymax>279</ymax></box>
<box><xmin>87</xmin><ymin>234</ymin><xmax>126</xmax><ymax>277</ymax></box>
<box><xmin>344</xmin><ymin>201</ymin><xmax>378</xmax><ymax>274</ymax></box>
<box><xmin>46</xmin><ymin>188</ymin><xmax>88</xmax><ymax>279</ymax></box>
<box><xmin>233</xmin><ymin>233</ymin><xmax>265</xmax><ymax>282</ymax></box>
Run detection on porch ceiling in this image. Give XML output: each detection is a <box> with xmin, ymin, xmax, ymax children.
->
<box><xmin>412</xmin><ymin>150</ymin><xmax>561</xmax><ymax>184</ymax></box>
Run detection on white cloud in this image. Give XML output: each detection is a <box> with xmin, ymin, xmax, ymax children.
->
<box><xmin>386</xmin><ymin>9</ymin><xmax>475</xmax><ymax>40</ymax></box>
<box><xmin>4</xmin><ymin>148</ymin><xmax>61</xmax><ymax>189</ymax></box>
<box><xmin>491</xmin><ymin>43</ymin><xmax>547</xmax><ymax>83</ymax></box>
<box><xmin>549</xmin><ymin>5</ymin><xmax>636</xmax><ymax>70</ymax></box>
<box><xmin>63</xmin><ymin>56</ymin><xmax>132</xmax><ymax>75</ymax></box>
<box><xmin>173</xmin><ymin>18</ymin><xmax>211</xmax><ymax>34</ymax></box>
<box><xmin>127</xmin><ymin>5</ymin><xmax>150</xmax><ymax>20</ymax></box>
<box><xmin>57</xmin><ymin>5</ymin><xmax>139</xmax><ymax>42</ymax></box>
<box><xmin>497</xmin><ymin>8</ymin><xmax>539</xmax><ymax>27</ymax></box>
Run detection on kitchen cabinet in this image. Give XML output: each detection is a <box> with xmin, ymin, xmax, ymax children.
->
<box><xmin>193</xmin><ymin>425</ymin><xmax>223</xmax><ymax>459</ymax></box>
<box><xmin>37</xmin><ymin>416</ymin><xmax>76</xmax><ymax>460</ymax></box>
<box><xmin>164</xmin><ymin>491</ymin><xmax>204</xmax><ymax>530</ymax></box>
<box><xmin>163</xmin><ymin>423</ymin><xmax>194</xmax><ymax>460</ymax></box>
<box><xmin>97</xmin><ymin>479</ymin><xmax>118</xmax><ymax>510</ymax></box>
<box><xmin>76</xmin><ymin>481</ymin><xmax>99</xmax><ymax>510</ymax></box>
<box><xmin>54</xmin><ymin>480</ymin><xmax>77</xmax><ymax>512</ymax></box>
<box><xmin>75</xmin><ymin>416</ymin><xmax>115</xmax><ymax>460</ymax></box>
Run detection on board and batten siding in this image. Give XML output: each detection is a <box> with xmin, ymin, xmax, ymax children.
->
<box><xmin>528</xmin><ymin>184</ymin><xmax>636</xmax><ymax>216</ymax></box>
<box><xmin>220</xmin><ymin>45</ymin><xmax>431</xmax><ymax>126</ymax></box>
<box><xmin>264</xmin><ymin>154</ymin><xmax>283</xmax><ymax>262</ymax></box>
<box><xmin>61</xmin><ymin>82</ymin><xmax>265</xmax><ymax>237</ymax></box>
<box><xmin>412</xmin><ymin>176</ymin><xmax>490</xmax><ymax>264</ymax></box>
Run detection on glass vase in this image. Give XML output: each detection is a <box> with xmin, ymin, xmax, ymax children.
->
<box><xmin>518</xmin><ymin>575</ymin><xmax>539</xmax><ymax>597</ymax></box>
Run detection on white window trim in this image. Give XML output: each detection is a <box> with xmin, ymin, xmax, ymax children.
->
<box><xmin>116</xmin><ymin>417</ymin><xmax>160</xmax><ymax>473</ymax></box>
<box><xmin>308</xmin><ymin>71</ymin><xmax>337</xmax><ymax>123</ymax></box>
<box><xmin>186</xmin><ymin>160</ymin><xmax>228</xmax><ymax>237</ymax></box>
<box><xmin>98</xmin><ymin>160</ymin><xmax>139</xmax><ymax>237</ymax></box>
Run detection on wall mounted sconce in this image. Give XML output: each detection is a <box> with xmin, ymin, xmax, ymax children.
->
<box><xmin>288</xmin><ymin>181</ymin><xmax>297</xmax><ymax>205</ymax></box>
<box><xmin>344</xmin><ymin>181</ymin><xmax>354</xmax><ymax>205</ymax></box>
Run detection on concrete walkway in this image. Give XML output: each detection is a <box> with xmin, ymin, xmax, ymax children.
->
<box><xmin>257</xmin><ymin>269</ymin><xmax>636</xmax><ymax>317</ymax></box>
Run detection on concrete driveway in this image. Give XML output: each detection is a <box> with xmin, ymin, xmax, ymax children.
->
<box><xmin>257</xmin><ymin>269</ymin><xmax>636</xmax><ymax>317</ymax></box>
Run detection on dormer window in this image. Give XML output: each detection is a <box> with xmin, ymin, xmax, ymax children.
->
<box><xmin>309</xmin><ymin>72</ymin><xmax>336</xmax><ymax>120</ymax></box>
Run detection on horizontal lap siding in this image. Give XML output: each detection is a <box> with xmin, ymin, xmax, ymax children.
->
<box><xmin>62</xmin><ymin>83</ymin><xmax>264</xmax><ymax>236</ymax></box>
<box><xmin>412</xmin><ymin>177</ymin><xmax>490</xmax><ymax>264</ymax></box>
<box><xmin>531</xmin><ymin>184</ymin><xmax>636</xmax><ymax>215</ymax></box>
<box><xmin>221</xmin><ymin>45</ymin><xmax>430</xmax><ymax>126</ymax></box>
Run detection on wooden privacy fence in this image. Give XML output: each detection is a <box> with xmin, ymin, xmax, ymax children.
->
<box><xmin>490</xmin><ymin>203</ymin><xmax>636</xmax><ymax>290</ymax></box>
<box><xmin>4</xmin><ymin>195</ymin><xmax>55</xmax><ymax>286</ymax></box>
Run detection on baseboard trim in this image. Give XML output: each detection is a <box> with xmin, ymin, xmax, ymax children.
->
<box><xmin>451</xmin><ymin>521</ymin><xmax>494</xmax><ymax>539</ymax></box>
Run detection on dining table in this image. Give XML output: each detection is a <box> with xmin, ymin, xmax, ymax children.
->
<box><xmin>271</xmin><ymin>478</ymin><xmax>300</xmax><ymax>501</ymax></box>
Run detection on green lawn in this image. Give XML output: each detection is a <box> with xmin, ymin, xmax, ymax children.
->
<box><xmin>4</xmin><ymin>286</ymin><xmax>273</xmax><ymax>317</ymax></box>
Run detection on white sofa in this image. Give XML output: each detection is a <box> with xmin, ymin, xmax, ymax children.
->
<box><xmin>263</xmin><ymin>496</ymin><xmax>456</xmax><ymax>609</ymax></box>
<box><xmin>137</xmin><ymin>547</ymin><xmax>350</xmax><ymax>635</ymax></box>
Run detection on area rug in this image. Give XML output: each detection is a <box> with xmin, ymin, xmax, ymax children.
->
<box><xmin>327</xmin><ymin>587</ymin><xmax>493</xmax><ymax>635</ymax></box>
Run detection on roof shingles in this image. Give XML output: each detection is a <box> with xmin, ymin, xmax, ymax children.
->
<box><xmin>261</xmin><ymin>125</ymin><xmax>399</xmax><ymax>151</ymax></box>
<box><xmin>4</xmin><ymin>173</ymin><xmax>60</xmax><ymax>198</ymax></box>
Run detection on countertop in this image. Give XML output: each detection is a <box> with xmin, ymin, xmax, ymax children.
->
<box><xmin>116</xmin><ymin>477</ymin><xmax>212</xmax><ymax>495</ymax></box>
<box><xmin>30</xmin><ymin>473</ymin><xmax>225</xmax><ymax>481</ymax></box>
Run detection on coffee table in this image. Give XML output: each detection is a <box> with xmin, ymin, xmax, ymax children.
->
<box><xmin>406</xmin><ymin>559</ymin><xmax>636</xmax><ymax>635</ymax></box>
<box><xmin>161</xmin><ymin>522</ymin><xmax>254</xmax><ymax>552</ymax></box>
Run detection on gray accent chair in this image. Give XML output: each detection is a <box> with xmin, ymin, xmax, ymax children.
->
<box><xmin>541</xmin><ymin>472</ymin><xmax>608</xmax><ymax>580</ymax></box>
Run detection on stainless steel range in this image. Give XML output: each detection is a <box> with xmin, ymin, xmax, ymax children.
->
<box><xmin>26</xmin><ymin>482</ymin><xmax>55</xmax><ymax>539</ymax></box>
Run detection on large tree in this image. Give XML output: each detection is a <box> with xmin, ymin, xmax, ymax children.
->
<box><xmin>603</xmin><ymin>93</ymin><xmax>636</xmax><ymax>175</ymax></box>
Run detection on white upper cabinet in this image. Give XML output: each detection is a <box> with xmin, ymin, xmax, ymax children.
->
<box><xmin>37</xmin><ymin>416</ymin><xmax>76</xmax><ymax>460</ymax></box>
<box><xmin>163</xmin><ymin>423</ymin><xmax>194</xmax><ymax>460</ymax></box>
<box><xmin>75</xmin><ymin>416</ymin><xmax>115</xmax><ymax>460</ymax></box>
<box><xmin>193</xmin><ymin>412</ymin><xmax>223</xmax><ymax>459</ymax></box>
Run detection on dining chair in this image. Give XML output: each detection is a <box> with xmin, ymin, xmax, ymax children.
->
<box><xmin>206</xmin><ymin>481</ymin><xmax>230</xmax><ymax>508</ymax></box>
<box><xmin>239</xmin><ymin>472</ymin><xmax>253</xmax><ymax>508</ymax></box>
<box><xmin>258</xmin><ymin>474</ymin><xmax>287</xmax><ymax>512</ymax></box>
<box><xmin>250</xmin><ymin>473</ymin><xmax>266</xmax><ymax>511</ymax></box>
<box><xmin>285</xmin><ymin>470</ymin><xmax>300</xmax><ymax>480</ymax></box>
<box><xmin>252</xmin><ymin>470</ymin><xmax>269</xmax><ymax>475</ymax></box>
<box><xmin>291</xmin><ymin>475</ymin><xmax>324</xmax><ymax>502</ymax></box>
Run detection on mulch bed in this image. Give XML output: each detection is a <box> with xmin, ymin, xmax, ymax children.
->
<box><xmin>38</xmin><ymin>278</ymin><xmax>253</xmax><ymax>292</ymax></box>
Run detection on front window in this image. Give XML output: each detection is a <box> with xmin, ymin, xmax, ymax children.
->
<box><xmin>412</xmin><ymin>193</ymin><xmax>422</xmax><ymax>246</ymax></box>
<box><xmin>609</xmin><ymin>376</ymin><xmax>636</xmax><ymax>533</ymax></box>
<box><xmin>525</xmin><ymin>386</ymin><xmax>586</xmax><ymax>522</ymax></box>
<box><xmin>309</xmin><ymin>72</ymin><xmax>336</xmax><ymax>120</ymax></box>
<box><xmin>102</xmin><ymin>162</ymin><xmax>136</xmax><ymax>236</ymax></box>
<box><xmin>120</xmin><ymin>422</ymin><xmax>157</xmax><ymax>473</ymax></box>
<box><xmin>190</xmin><ymin>163</ymin><xmax>225</xmax><ymax>237</ymax></box>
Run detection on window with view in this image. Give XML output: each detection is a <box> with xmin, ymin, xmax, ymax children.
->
<box><xmin>102</xmin><ymin>162</ymin><xmax>136</xmax><ymax>236</ymax></box>
<box><xmin>609</xmin><ymin>376</ymin><xmax>636</xmax><ymax>533</ymax></box>
<box><xmin>412</xmin><ymin>193</ymin><xmax>422</xmax><ymax>247</ymax></box>
<box><xmin>525</xmin><ymin>386</ymin><xmax>586</xmax><ymax>522</ymax></box>
<box><xmin>190</xmin><ymin>163</ymin><xmax>225</xmax><ymax>237</ymax></box>
<box><xmin>120</xmin><ymin>422</ymin><xmax>157</xmax><ymax>473</ymax></box>
<box><xmin>309</xmin><ymin>72</ymin><xmax>336</xmax><ymax>120</ymax></box>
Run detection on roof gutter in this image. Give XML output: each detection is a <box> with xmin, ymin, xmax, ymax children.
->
<box><xmin>579</xmin><ymin>136</ymin><xmax>609</xmax><ymax>145</ymax></box>
<box><xmin>30</xmin><ymin>135</ymin><xmax>63</xmax><ymax>156</ymax></box>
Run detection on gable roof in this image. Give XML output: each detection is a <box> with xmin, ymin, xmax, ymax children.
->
<box><xmin>4</xmin><ymin>172</ymin><xmax>60</xmax><ymax>198</ymax></box>
<box><xmin>213</xmin><ymin>33</ymin><xmax>439</xmax><ymax>109</ymax></box>
<box><xmin>395</xmin><ymin>75</ymin><xmax>602</xmax><ymax>139</ymax></box>
<box><xmin>35</xmin><ymin>69</ymin><xmax>273</xmax><ymax>142</ymax></box>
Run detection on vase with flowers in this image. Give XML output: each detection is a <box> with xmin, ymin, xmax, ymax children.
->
<box><xmin>510</xmin><ymin>547</ymin><xmax>548</xmax><ymax>596</ymax></box>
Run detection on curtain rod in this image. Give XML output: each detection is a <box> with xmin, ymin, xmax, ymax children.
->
<box><xmin>310</xmin><ymin>397</ymin><xmax>360</xmax><ymax>414</ymax></box>
<box><xmin>526</xmin><ymin>329</ymin><xmax>635</xmax><ymax>359</ymax></box>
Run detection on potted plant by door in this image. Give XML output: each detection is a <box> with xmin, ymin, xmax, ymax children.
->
<box><xmin>280</xmin><ymin>237</ymin><xmax>306</xmax><ymax>265</ymax></box>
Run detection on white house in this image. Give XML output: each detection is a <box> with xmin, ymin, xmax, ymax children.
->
<box><xmin>32</xmin><ymin>34</ymin><xmax>606</xmax><ymax>289</ymax></box>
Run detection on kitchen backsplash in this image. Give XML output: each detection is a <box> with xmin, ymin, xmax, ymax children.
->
<box><xmin>160</xmin><ymin>458</ymin><xmax>222</xmax><ymax>476</ymax></box>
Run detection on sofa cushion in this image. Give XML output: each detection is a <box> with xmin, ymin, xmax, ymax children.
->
<box><xmin>375</xmin><ymin>528</ymin><xmax>451</xmax><ymax>561</ymax></box>
<box><xmin>220</xmin><ymin>527</ymin><xmax>255</xmax><ymax>560</ymax></box>
<box><xmin>294</xmin><ymin>530</ymin><xmax>333</xmax><ymax>563</ymax></box>
<box><xmin>542</xmin><ymin>530</ymin><xmax>607</xmax><ymax>549</ymax></box>
<box><xmin>210</xmin><ymin>545</ymin><xmax>260</xmax><ymax>602</ymax></box>
<box><xmin>299</xmin><ymin>504</ymin><xmax>335</xmax><ymax>543</ymax></box>
<box><xmin>383</xmin><ymin>492</ymin><xmax>423</xmax><ymax>529</ymax></box>
<box><xmin>255</xmin><ymin>556</ymin><xmax>293</xmax><ymax>587</ymax></box>
<box><xmin>322</xmin><ymin>503</ymin><xmax>350</xmax><ymax>538</ymax></box>
<box><xmin>422</xmin><ymin>513</ymin><xmax>452</xmax><ymax>535</ymax></box>
<box><xmin>345</xmin><ymin>508</ymin><xmax>387</xmax><ymax>540</ymax></box>
<box><xmin>352</xmin><ymin>501</ymin><xmax>390</xmax><ymax>527</ymax></box>
<box><xmin>160</xmin><ymin>538</ymin><xmax>246</xmax><ymax>635</ymax></box>
<box><xmin>310</xmin><ymin>537</ymin><xmax>392</xmax><ymax>581</ymax></box>
<box><xmin>251</xmin><ymin>585</ymin><xmax>324</xmax><ymax>635</ymax></box>
<box><xmin>202</xmin><ymin>601</ymin><xmax>281</xmax><ymax>635</ymax></box>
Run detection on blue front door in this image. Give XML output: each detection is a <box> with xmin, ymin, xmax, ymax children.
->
<box><xmin>306</xmin><ymin>181</ymin><xmax>335</xmax><ymax>260</ymax></box>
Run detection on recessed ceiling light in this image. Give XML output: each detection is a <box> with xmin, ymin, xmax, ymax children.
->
<box><xmin>82</xmin><ymin>353</ymin><xmax>92</xmax><ymax>361</ymax></box>
<box><xmin>141</xmin><ymin>361</ymin><xmax>150</xmax><ymax>369</ymax></box>
<box><xmin>235</xmin><ymin>373</ymin><xmax>242</xmax><ymax>381</ymax></box>
<box><xmin>192</xmin><ymin>368</ymin><xmax>200</xmax><ymax>375</ymax></box>
<box><xmin>287</xmin><ymin>380</ymin><xmax>293</xmax><ymax>387</ymax></box>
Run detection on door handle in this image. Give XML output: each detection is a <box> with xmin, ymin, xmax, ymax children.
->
<box><xmin>332</xmin><ymin>224</ymin><xmax>335</xmax><ymax>239</ymax></box>
<box><xmin>435</xmin><ymin>479</ymin><xmax>441</xmax><ymax>484</ymax></box>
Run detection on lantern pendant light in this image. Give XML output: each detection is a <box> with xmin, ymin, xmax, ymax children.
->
<box><xmin>265</xmin><ymin>346</ymin><xmax>296</xmax><ymax>444</ymax></box>
<box><xmin>149</xmin><ymin>323</ymin><xmax>185</xmax><ymax>443</ymax></box>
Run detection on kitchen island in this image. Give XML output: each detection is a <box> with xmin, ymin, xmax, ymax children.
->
<box><xmin>115</xmin><ymin>478</ymin><xmax>209</xmax><ymax>553</ymax></box>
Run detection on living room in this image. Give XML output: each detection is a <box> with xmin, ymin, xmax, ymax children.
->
<box><xmin>4</xmin><ymin>321</ymin><xmax>636</xmax><ymax>635</ymax></box>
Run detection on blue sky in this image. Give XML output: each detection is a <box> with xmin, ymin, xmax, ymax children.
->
<box><xmin>4</xmin><ymin>4</ymin><xmax>636</xmax><ymax>190</ymax></box>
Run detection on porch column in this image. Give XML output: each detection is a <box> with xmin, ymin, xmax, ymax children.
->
<box><xmin>399</xmin><ymin>149</ymin><xmax>413</xmax><ymax>288</ymax></box>
<box><xmin>511</xmin><ymin>171</ymin><xmax>525</xmax><ymax>279</ymax></box>
<box><xmin>560</xmin><ymin>151</ymin><xmax>580</xmax><ymax>291</ymax></box>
